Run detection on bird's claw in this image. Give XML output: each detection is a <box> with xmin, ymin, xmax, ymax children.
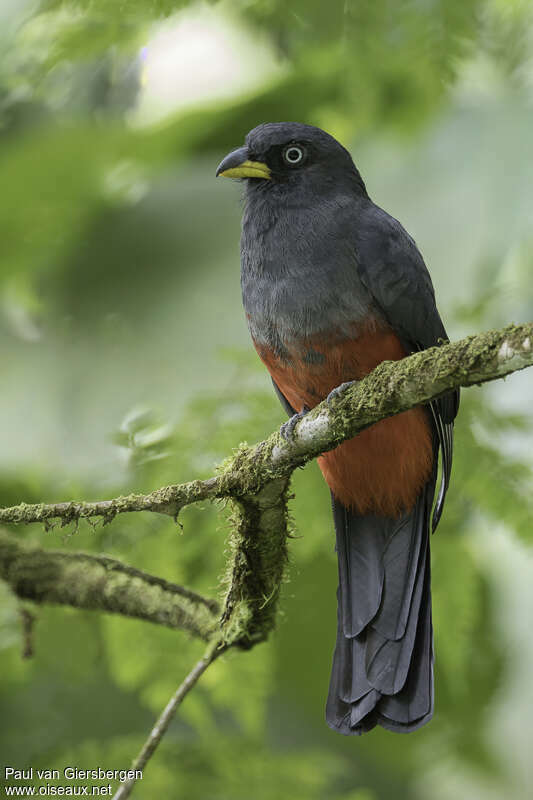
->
<box><xmin>280</xmin><ymin>407</ymin><xmax>310</xmax><ymax>441</ymax></box>
<box><xmin>326</xmin><ymin>381</ymin><xmax>356</xmax><ymax>408</ymax></box>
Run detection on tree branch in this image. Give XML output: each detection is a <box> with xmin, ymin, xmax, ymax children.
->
<box><xmin>1</xmin><ymin>322</ymin><xmax>531</xmax><ymax>529</ymax></box>
<box><xmin>0</xmin><ymin>531</ymin><xmax>219</xmax><ymax>641</ymax></box>
<box><xmin>112</xmin><ymin>643</ymin><xmax>224</xmax><ymax>800</ymax></box>
<box><xmin>0</xmin><ymin>478</ymin><xmax>220</xmax><ymax>526</ymax></box>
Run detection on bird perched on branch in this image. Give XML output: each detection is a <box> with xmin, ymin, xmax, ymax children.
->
<box><xmin>216</xmin><ymin>122</ymin><xmax>459</xmax><ymax>735</ymax></box>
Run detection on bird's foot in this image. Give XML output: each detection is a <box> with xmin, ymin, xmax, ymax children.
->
<box><xmin>326</xmin><ymin>381</ymin><xmax>356</xmax><ymax>408</ymax></box>
<box><xmin>280</xmin><ymin>406</ymin><xmax>310</xmax><ymax>441</ymax></box>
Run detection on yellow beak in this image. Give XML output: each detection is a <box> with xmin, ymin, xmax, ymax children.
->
<box><xmin>216</xmin><ymin>147</ymin><xmax>271</xmax><ymax>180</ymax></box>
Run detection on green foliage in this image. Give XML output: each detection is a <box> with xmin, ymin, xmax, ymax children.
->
<box><xmin>0</xmin><ymin>0</ymin><xmax>510</xmax><ymax>284</ymax></box>
<box><xmin>40</xmin><ymin>0</ymin><xmax>188</xmax><ymax>16</ymax></box>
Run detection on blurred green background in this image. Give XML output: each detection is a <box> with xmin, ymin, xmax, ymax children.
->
<box><xmin>1</xmin><ymin>1</ymin><xmax>533</xmax><ymax>798</ymax></box>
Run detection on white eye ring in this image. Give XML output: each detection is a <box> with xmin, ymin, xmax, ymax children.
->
<box><xmin>283</xmin><ymin>144</ymin><xmax>305</xmax><ymax>166</ymax></box>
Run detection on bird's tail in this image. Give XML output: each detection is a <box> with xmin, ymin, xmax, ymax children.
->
<box><xmin>326</xmin><ymin>481</ymin><xmax>435</xmax><ymax>735</ymax></box>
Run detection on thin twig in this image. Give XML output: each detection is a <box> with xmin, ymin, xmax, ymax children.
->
<box><xmin>113</xmin><ymin>644</ymin><xmax>224</xmax><ymax>799</ymax></box>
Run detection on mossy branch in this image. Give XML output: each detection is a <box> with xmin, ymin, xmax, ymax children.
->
<box><xmin>2</xmin><ymin>321</ymin><xmax>532</xmax><ymax>653</ymax></box>
<box><xmin>219</xmin><ymin>476</ymin><xmax>290</xmax><ymax>648</ymax></box>
<box><xmin>0</xmin><ymin>530</ymin><xmax>219</xmax><ymax>641</ymax></box>
<box><xmin>0</xmin><ymin>322</ymin><xmax>531</xmax><ymax>531</ymax></box>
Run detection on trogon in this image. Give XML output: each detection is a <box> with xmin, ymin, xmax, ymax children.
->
<box><xmin>216</xmin><ymin>122</ymin><xmax>459</xmax><ymax>735</ymax></box>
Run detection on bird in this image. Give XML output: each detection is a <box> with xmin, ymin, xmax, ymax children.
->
<box><xmin>216</xmin><ymin>122</ymin><xmax>459</xmax><ymax>735</ymax></box>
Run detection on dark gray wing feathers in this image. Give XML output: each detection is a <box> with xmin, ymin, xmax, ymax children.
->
<box><xmin>355</xmin><ymin>204</ymin><xmax>459</xmax><ymax>530</ymax></box>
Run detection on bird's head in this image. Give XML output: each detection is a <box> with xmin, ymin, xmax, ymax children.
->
<box><xmin>216</xmin><ymin>122</ymin><xmax>367</xmax><ymax>197</ymax></box>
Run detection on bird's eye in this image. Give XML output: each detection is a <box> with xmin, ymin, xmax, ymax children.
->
<box><xmin>282</xmin><ymin>144</ymin><xmax>306</xmax><ymax>166</ymax></box>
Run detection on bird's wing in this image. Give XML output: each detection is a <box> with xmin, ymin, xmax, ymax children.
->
<box><xmin>354</xmin><ymin>204</ymin><xmax>459</xmax><ymax>530</ymax></box>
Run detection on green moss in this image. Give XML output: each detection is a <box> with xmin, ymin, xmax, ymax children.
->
<box><xmin>0</xmin><ymin>530</ymin><xmax>218</xmax><ymax>641</ymax></box>
<box><xmin>218</xmin><ymin>477</ymin><xmax>291</xmax><ymax>648</ymax></box>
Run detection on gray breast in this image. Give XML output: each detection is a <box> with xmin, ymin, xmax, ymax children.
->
<box><xmin>240</xmin><ymin>192</ymin><xmax>379</xmax><ymax>352</ymax></box>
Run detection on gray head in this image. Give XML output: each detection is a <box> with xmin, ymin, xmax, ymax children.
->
<box><xmin>216</xmin><ymin>122</ymin><xmax>368</xmax><ymax>197</ymax></box>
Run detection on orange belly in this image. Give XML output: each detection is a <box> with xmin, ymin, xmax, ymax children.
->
<box><xmin>255</xmin><ymin>321</ymin><xmax>434</xmax><ymax>517</ymax></box>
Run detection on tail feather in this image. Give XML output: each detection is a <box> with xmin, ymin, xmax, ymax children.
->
<box><xmin>332</xmin><ymin>502</ymin><xmax>386</xmax><ymax>638</ymax></box>
<box><xmin>365</xmin><ymin>529</ymin><xmax>428</xmax><ymax>696</ymax></box>
<box><xmin>371</xmin><ymin>510</ymin><xmax>424</xmax><ymax>641</ymax></box>
<box><xmin>326</xmin><ymin>477</ymin><xmax>435</xmax><ymax>735</ymax></box>
<box><xmin>378</xmin><ymin>562</ymin><xmax>433</xmax><ymax>729</ymax></box>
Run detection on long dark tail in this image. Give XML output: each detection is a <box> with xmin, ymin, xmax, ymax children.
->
<box><xmin>326</xmin><ymin>480</ymin><xmax>435</xmax><ymax>735</ymax></box>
